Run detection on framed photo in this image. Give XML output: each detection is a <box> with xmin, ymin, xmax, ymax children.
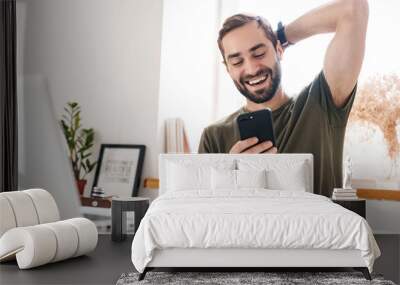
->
<box><xmin>92</xmin><ymin>144</ymin><xmax>146</xmax><ymax>197</ymax></box>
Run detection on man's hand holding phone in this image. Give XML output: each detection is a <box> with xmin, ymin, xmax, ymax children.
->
<box><xmin>234</xmin><ymin>109</ymin><xmax>277</xmax><ymax>154</ymax></box>
<box><xmin>229</xmin><ymin>137</ymin><xmax>278</xmax><ymax>154</ymax></box>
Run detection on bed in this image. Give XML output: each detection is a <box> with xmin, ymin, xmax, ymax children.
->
<box><xmin>131</xmin><ymin>154</ymin><xmax>380</xmax><ymax>280</ymax></box>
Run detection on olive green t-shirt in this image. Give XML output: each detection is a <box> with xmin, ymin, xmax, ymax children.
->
<box><xmin>198</xmin><ymin>71</ymin><xmax>356</xmax><ymax>197</ymax></box>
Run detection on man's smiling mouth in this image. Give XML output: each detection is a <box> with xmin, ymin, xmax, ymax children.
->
<box><xmin>245</xmin><ymin>74</ymin><xmax>268</xmax><ymax>86</ymax></box>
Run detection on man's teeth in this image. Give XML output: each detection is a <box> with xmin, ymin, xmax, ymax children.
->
<box><xmin>248</xmin><ymin>75</ymin><xmax>267</xmax><ymax>86</ymax></box>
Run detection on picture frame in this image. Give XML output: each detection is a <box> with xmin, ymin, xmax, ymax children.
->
<box><xmin>92</xmin><ymin>144</ymin><xmax>146</xmax><ymax>197</ymax></box>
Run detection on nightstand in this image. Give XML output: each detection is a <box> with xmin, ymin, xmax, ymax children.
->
<box><xmin>111</xmin><ymin>197</ymin><xmax>150</xmax><ymax>241</ymax></box>
<box><xmin>332</xmin><ymin>199</ymin><xmax>366</xmax><ymax>218</ymax></box>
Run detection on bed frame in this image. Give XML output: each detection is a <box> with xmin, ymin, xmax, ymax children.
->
<box><xmin>140</xmin><ymin>248</ymin><xmax>371</xmax><ymax>280</ymax></box>
<box><xmin>138</xmin><ymin>154</ymin><xmax>372</xmax><ymax>281</ymax></box>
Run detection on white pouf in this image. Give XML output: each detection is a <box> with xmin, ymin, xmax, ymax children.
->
<box><xmin>1</xmin><ymin>191</ymin><xmax>40</xmax><ymax>227</ymax></box>
<box><xmin>0</xmin><ymin>218</ymin><xmax>98</xmax><ymax>269</ymax></box>
<box><xmin>0</xmin><ymin>189</ymin><xmax>98</xmax><ymax>269</ymax></box>
<box><xmin>0</xmin><ymin>196</ymin><xmax>17</xmax><ymax>237</ymax></box>
<box><xmin>24</xmin><ymin>188</ymin><xmax>60</xmax><ymax>223</ymax></box>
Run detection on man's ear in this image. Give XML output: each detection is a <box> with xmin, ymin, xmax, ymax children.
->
<box><xmin>276</xmin><ymin>40</ymin><xmax>284</xmax><ymax>60</ymax></box>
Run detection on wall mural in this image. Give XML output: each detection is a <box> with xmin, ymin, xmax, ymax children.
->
<box><xmin>345</xmin><ymin>74</ymin><xmax>400</xmax><ymax>185</ymax></box>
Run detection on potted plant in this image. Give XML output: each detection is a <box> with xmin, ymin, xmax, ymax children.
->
<box><xmin>60</xmin><ymin>102</ymin><xmax>97</xmax><ymax>196</ymax></box>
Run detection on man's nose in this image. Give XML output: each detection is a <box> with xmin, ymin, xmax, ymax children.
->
<box><xmin>243</xmin><ymin>59</ymin><xmax>260</xmax><ymax>77</ymax></box>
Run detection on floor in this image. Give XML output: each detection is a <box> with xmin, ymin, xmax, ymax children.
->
<box><xmin>0</xmin><ymin>235</ymin><xmax>135</xmax><ymax>285</ymax></box>
<box><xmin>0</xmin><ymin>234</ymin><xmax>399</xmax><ymax>285</ymax></box>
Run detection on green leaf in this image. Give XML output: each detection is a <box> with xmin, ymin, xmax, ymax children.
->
<box><xmin>69</xmin><ymin>102</ymin><xmax>78</xmax><ymax>108</ymax></box>
<box><xmin>85</xmin><ymin>159</ymin><xmax>94</xmax><ymax>170</ymax></box>
<box><xmin>63</xmin><ymin>107</ymin><xmax>72</xmax><ymax>115</ymax></box>
<box><xmin>74</xmin><ymin>116</ymin><xmax>81</xmax><ymax>130</ymax></box>
<box><xmin>72</xmin><ymin>110</ymin><xmax>81</xmax><ymax>118</ymax></box>
<box><xmin>81</xmin><ymin>163</ymin><xmax>88</xmax><ymax>172</ymax></box>
<box><xmin>87</xmin><ymin>132</ymin><xmax>94</xmax><ymax>141</ymax></box>
<box><xmin>88</xmin><ymin>162</ymin><xmax>97</xmax><ymax>172</ymax></box>
<box><xmin>60</xmin><ymin>120</ymin><xmax>67</xmax><ymax>129</ymax></box>
<box><xmin>81</xmin><ymin>153</ymin><xmax>92</xmax><ymax>159</ymax></box>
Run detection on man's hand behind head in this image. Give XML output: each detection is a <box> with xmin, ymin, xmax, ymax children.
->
<box><xmin>229</xmin><ymin>137</ymin><xmax>277</xmax><ymax>154</ymax></box>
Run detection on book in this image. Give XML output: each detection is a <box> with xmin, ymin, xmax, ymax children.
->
<box><xmin>333</xmin><ymin>193</ymin><xmax>358</xmax><ymax>197</ymax></box>
<box><xmin>165</xmin><ymin>118</ymin><xmax>191</xmax><ymax>153</ymax></box>
<box><xmin>333</xmin><ymin>188</ymin><xmax>357</xmax><ymax>193</ymax></box>
<box><xmin>332</xmin><ymin>193</ymin><xmax>358</xmax><ymax>200</ymax></box>
<box><xmin>332</xmin><ymin>196</ymin><xmax>360</xmax><ymax>201</ymax></box>
<box><xmin>166</xmin><ymin>119</ymin><xmax>176</xmax><ymax>153</ymax></box>
<box><xmin>334</xmin><ymin>191</ymin><xmax>357</xmax><ymax>195</ymax></box>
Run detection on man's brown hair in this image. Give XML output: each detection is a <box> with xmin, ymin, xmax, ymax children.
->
<box><xmin>217</xmin><ymin>14</ymin><xmax>277</xmax><ymax>63</ymax></box>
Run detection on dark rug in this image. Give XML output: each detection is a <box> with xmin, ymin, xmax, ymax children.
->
<box><xmin>116</xmin><ymin>271</ymin><xmax>396</xmax><ymax>285</ymax></box>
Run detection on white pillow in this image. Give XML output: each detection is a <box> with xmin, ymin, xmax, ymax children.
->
<box><xmin>165</xmin><ymin>159</ymin><xmax>236</xmax><ymax>192</ymax></box>
<box><xmin>211</xmin><ymin>168</ymin><xmax>236</xmax><ymax>190</ymax></box>
<box><xmin>211</xmin><ymin>169</ymin><xmax>268</xmax><ymax>190</ymax></box>
<box><xmin>237</xmin><ymin>159</ymin><xmax>308</xmax><ymax>191</ymax></box>
<box><xmin>166</xmin><ymin>162</ymin><xmax>211</xmax><ymax>191</ymax></box>
<box><xmin>236</xmin><ymin>169</ymin><xmax>267</xmax><ymax>189</ymax></box>
<box><xmin>266</xmin><ymin>164</ymin><xmax>307</xmax><ymax>191</ymax></box>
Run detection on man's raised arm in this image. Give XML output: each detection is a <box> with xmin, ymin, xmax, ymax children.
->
<box><xmin>284</xmin><ymin>0</ymin><xmax>369</xmax><ymax>107</ymax></box>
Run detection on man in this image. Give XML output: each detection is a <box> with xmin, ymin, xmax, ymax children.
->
<box><xmin>198</xmin><ymin>0</ymin><xmax>369</xmax><ymax>197</ymax></box>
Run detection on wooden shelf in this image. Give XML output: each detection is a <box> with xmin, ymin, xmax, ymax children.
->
<box><xmin>144</xmin><ymin>178</ymin><xmax>159</xmax><ymax>189</ymax></box>
<box><xmin>80</xmin><ymin>196</ymin><xmax>113</xmax><ymax>208</ymax></box>
<box><xmin>357</xmin><ymin>189</ymin><xmax>400</xmax><ymax>202</ymax></box>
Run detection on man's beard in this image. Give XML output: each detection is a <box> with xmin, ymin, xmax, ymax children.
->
<box><xmin>234</xmin><ymin>61</ymin><xmax>281</xmax><ymax>104</ymax></box>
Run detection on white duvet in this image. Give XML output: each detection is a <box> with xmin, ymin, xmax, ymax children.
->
<box><xmin>131</xmin><ymin>190</ymin><xmax>380</xmax><ymax>273</ymax></box>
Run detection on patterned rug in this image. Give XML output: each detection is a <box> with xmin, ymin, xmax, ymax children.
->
<box><xmin>116</xmin><ymin>271</ymin><xmax>396</xmax><ymax>285</ymax></box>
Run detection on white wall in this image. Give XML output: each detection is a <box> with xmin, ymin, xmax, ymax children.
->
<box><xmin>157</xmin><ymin>0</ymin><xmax>221</xmax><ymax>154</ymax></box>
<box><xmin>18</xmin><ymin>0</ymin><xmax>163</xmax><ymax>201</ymax></box>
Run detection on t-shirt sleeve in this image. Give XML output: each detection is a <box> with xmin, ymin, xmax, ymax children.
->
<box><xmin>309</xmin><ymin>70</ymin><xmax>357</xmax><ymax>127</ymax></box>
<box><xmin>198</xmin><ymin>127</ymin><xmax>212</xmax><ymax>153</ymax></box>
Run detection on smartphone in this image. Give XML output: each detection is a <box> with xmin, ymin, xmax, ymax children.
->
<box><xmin>237</xmin><ymin>108</ymin><xmax>276</xmax><ymax>147</ymax></box>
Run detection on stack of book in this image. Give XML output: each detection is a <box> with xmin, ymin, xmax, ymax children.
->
<box><xmin>332</xmin><ymin>188</ymin><xmax>358</xmax><ymax>200</ymax></box>
<box><xmin>165</xmin><ymin>118</ymin><xmax>191</xmax><ymax>153</ymax></box>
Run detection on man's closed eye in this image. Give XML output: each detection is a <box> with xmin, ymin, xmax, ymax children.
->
<box><xmin>231</xmin><ymin>59</ymin><xmax>243</xmax><ymax>66</ymax></box>
<box><xmin>253</xmin><ymin>52</ymin><xmax>265</xmax><ymax>58</ymax></box>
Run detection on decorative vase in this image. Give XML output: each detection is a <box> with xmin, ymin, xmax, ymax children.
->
<box><xmin>76</xmin><ymin>179</ymin><xmax>87</xmax><ymax>196</ymax></box>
